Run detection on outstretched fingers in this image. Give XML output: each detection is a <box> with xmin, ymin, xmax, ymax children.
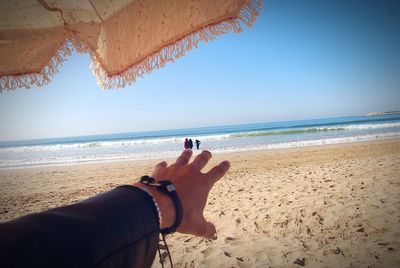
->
<box><xmin>191</xmin><ymin>150</ymin><xmax>212</xmax><ymax>170</ymax></box>
<box><xmin>175</xmin><ymin>149</ymin><xmax>193</xmax><ymax>166</ymax></box>
<box><xmin>206</xmin><ymin>160</ymin><xmax>230</xmax><ymax>185</ymax></box>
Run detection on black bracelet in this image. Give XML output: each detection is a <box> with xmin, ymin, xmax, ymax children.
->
<box><xmin>140</xmin><ymin>175</ymin><xmax>183</xmax><ymax>235</ymax></box>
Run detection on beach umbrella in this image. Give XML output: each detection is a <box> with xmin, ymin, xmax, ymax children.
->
<box><xmin>0</xmin><ymin>0</ymin><xmax>262</xmax><ymax>92</ymax></box>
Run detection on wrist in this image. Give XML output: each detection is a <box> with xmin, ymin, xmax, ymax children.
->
<box><xmin>133</xmin><ymin>183</ymin><xmax>176</xmax><ymax>229</ymax></box>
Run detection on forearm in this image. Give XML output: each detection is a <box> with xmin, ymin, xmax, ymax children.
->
<box><xmin>0</xmin><ymin>186</ymin><xmax>159</xmax><ymax>268</ymax></box>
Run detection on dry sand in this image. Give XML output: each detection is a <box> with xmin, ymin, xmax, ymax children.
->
<box><xmin>1</xmin><ymin>139</ymin><xmax>399</xmax><ymax>267</ymax></box>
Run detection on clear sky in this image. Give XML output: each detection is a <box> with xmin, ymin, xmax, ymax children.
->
<box><xmin>1</xmin><ymin>0</ymin><xmax>400</xmax><ymax>141</ymax></box>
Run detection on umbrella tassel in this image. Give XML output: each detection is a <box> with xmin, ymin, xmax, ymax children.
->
<box><xmin>237</xmin><ymin>0</ymin><xmax>263</xmax><ymax>28</ymax></box>
<box><xmin>0</xmin><ymin>0</ymin><xmax>263</xmax><ymax>91</ymax></box>
<box><xmin>0</xmin><ymin>38</ymin><xmax>72</xmax><ymax>92</ymax></box>
<box><xmin>87</xmin><ymin>0</ymin><xmax>263</xmax><ymax>89</ymax></box>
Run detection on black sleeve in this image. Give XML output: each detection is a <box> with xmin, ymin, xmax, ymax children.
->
<box><xmin>0</xmin><ymin>186</ymin><xmax>160</xmax><ymax>268</ymax></box>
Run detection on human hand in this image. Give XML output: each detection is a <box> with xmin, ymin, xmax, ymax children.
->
<box><xmin>135</xmin><ymin>149</ymin><xmax>230</xmax><ymax>238</ymax></box>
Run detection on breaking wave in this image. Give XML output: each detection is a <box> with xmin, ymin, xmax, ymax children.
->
<box><xmin>231</xmin><ymin>122</ymin><xmax>400</xmax><ymax>138</ymax></box>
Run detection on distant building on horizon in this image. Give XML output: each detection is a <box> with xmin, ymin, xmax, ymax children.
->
<box><xmin>365</xmin><ymin>111</ymin><xmax>400</xmax><ymax>116</ymax></box>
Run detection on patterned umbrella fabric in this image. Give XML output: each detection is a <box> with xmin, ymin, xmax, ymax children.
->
<box><xmin>0</xmin><ymin>0</ymin><xmax>262</xmax><ymax>91</ymax></box>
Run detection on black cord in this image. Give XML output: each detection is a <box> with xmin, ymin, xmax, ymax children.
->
<box><xmin>162</xmin><ymin>233</ymin><xmax>173</xmax><ymax>268</ymax></box>
<box><xmin>157</xmin><ymin>246</ymin><xmax>164</xmax><ymax>268</ymax></box>
<box><xmin>158</xmin><ymin>233</ymin><xmax>173</xmax><ymax>268</ymax></box>
<box><xmin>140</xmin><ymin>175</ymin><xmax>181</xmax><ymax>268</ymax></box>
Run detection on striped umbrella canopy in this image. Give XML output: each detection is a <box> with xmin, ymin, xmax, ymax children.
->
<box><xmin>0</xmin><ymin>0</ymin><xmax>262</xmax><ymax>91</ymax></box>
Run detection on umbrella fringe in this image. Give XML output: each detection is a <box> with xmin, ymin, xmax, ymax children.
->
<box><xmin>0</xmin><ymin>40</ymin><xmax>72</xmax><ymax>92</ymax></box>
<box><xmin>0</xmin><ymin>0</ymin><xmax>263</xmax><ymax>91</ymax></box>
<box><xmin>90</xmin><ymin>0</ymin><xmax>263</xmax><ymax>89</ymax></box>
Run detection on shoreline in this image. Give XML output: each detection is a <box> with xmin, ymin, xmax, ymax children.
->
<box><xmin>1</xmin><ymin>135</ymin><xmax>400</xmax><ymax>171</ymax></box>
<box><xmin>1</xmin><ymin>138</ymin><xmax>399</xmax><ymax>267</ymax></box>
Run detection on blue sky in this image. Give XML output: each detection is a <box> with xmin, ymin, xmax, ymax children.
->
<box><xmin>1</xmin><ymin>0</ymin><xmax>399</xmax><ymax>141</ymax></box>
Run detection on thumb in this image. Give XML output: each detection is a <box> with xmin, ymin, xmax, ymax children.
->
<box><xmin>200</xmin><ymin>220</ymin><xmax>217</xmax><ymax>239</ymax></box>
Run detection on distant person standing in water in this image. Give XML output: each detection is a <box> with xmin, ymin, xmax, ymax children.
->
<box><xmin>195</xmin><ymin>139</ymin><xmax>201</xmax><ymax>149</ymax></box>
<box><xmin>188</xmin><ymin>139</ymin><xmax>193</xmax><ymax>149</ymax></box>
<box><xmin>184</xmin><ymin>138</ymin><xmax>189</xmax><ymax>149</ymax></box>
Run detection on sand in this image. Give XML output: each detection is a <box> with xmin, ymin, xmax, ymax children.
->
<box><xmin>1</xmin><ymin>139</ymin><xmax>399</xmax><ymax>267</ymax></box>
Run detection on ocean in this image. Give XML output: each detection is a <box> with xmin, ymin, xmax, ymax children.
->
<box><xmin>1</xmin><ymin>114</ymin><xmax>400</xmax><ymax>170</ymax></box>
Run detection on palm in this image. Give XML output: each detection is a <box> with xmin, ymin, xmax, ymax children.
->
<box><xmin>152</xmin><ymin>149</ymin><xmax>230</xmax><ymax>238</ymax></box>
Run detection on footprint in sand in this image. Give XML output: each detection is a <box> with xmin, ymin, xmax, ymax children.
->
<box><xmin>201</xmin><ymin>247</ymin><xmax>214</xmax><ymax>256</ymax></box>
<box><xmin>235</xmin><ymin>218</ymin><xmax>241</xmax><ymax>227</ymax></box>
<box><xmin>224</xmin><ymin>237</ymin><xmax>236</xmax><ymax>244</ymax></box>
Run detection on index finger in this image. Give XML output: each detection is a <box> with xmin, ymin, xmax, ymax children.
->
<box><xmin>205</xmin><ymin>160</ymin><xmax>230</xmax><ymax>185</ymax></box>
